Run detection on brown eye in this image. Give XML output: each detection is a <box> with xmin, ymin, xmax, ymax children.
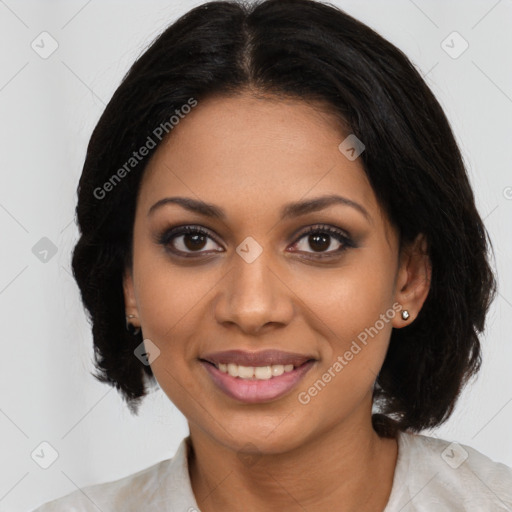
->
<box><xmin>290</xmin><ymin>225</ymin><xmax>355</xmax><ymax>258</ymax></box>
<box><xmin>181</xmin><ymin>232</ymin><xmax>208</xmax><ymax>251</ymax></box>
<box><xmin>157</xmin><ymin>225</ymin><xmax>223</xmax><ymax>257</ymax></box>
<box><xmin>306</xmin><ymin>233</ymin><xmax>331</xmax><ymax>252</ymax></box>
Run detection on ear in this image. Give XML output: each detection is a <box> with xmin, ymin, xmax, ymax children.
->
<box><xmin>123</xmin><ymin>266</ymin><xmax>140</xmax><ymax>326</ymax></box>
<box><xmin>392</xmin><ymin>233</ymin><xmax>431</xmax><ymax>328</ymax></box>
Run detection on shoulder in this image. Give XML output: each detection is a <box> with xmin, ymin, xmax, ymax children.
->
<box><xmin>30</xmin><ymin>438</ymin><xmax>197</xmax><ymax>512</ymax></box>
<box><xmin>31</xmin><ymin>458</ymin><xmax>173</xmax><ymax>511</ymax></box>
<box><xmin>385</xmin><ymin>431</ymin><xmax>512</xmax><ymax>511</ymax></box>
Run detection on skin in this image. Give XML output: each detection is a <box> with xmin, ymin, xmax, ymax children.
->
<box><xmin>123</xmin><ymin>92</ymin><xmax>431</xmax><ymax>512</ymax></box>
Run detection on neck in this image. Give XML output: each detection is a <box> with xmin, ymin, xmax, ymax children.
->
<box><xmin>187</xmin><ymin>409</ymin><xmax>398</xmax><ymax>512</ymax></box>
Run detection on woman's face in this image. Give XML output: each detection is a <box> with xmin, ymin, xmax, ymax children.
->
<box><xmin>123</xmin><ymin>92</ymin><xmax>428</xmax><ymax>454</ymax></box>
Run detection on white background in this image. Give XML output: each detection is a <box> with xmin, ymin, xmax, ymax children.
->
<box><xmin>0</xmin><ymin>0</ymin><xmax>511</xmax><ymax>510</ymax></box>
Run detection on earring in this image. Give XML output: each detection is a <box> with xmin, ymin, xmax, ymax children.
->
<box><xmin>401</xmin><ymin>310</ymin><xmax>410</xmax><ymax>321</ymax></box>
<box><xmin>126</xmin><ymin>314</ymin><xmax>141</xmax><ymax>335</ymax></box>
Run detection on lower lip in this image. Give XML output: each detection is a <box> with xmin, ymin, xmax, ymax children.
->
<box><xmin>200</xmin><ymin>360</ymin><xmax>316</xmax><ymax>404</ymax></box>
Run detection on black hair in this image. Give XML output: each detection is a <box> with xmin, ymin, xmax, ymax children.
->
<box><xmin>71</xmin><ymin>0</ymin><xmax>496</xmax><ymax>437</ymax></box>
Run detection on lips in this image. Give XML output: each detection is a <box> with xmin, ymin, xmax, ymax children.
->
<box><xmin>199</xmin><ymin>349</ymin><xmax>316</xmax><ymax>368</ymax></box>
<box><xmin>200</xmin><ymin>358</ymin><xmax>316</xmax><ymax>403</ymax></box>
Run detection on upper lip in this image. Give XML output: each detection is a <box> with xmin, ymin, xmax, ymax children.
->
<box><xmin>200</xmin><ymin>349</ymin><xmax>316</xmax><ymax>367</ymax></box>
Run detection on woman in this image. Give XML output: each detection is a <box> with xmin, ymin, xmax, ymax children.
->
<box><xmin>33</xmin><ymin>0</ymin><xmax>512</xmax><ymax>510</ymax></box>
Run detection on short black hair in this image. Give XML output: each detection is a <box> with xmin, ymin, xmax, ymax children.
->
<box><xmin>71</xmin><ymin>0</ymin><xmax>496</xmax><ymax>437</ymax></box>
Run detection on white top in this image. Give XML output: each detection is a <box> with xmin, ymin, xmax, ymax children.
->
<box><xmin>32</xmin><ymin>431</ymin><xmax>512</xmax><ymax>511</ymax></box>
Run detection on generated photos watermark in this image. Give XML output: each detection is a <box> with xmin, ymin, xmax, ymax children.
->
<box><xmin>297</xmin><ymin>302</ymin><xmax>403</xmax><ymax>405</ymax></box>
<box><xmin>93</xmin><ymin>97</ymin><xmax>198</xmax><ymax>200</ymax></box>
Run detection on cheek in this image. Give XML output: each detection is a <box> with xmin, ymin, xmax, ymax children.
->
<box><xmin>132</xmin><ymin>246</ymin><xmax>213</xmax><ymax>368</ymax></box>
<box><xmin>296</xmin><ymin>272</ymin><xmax>395</xmax><ymax>420</ymax></box>
<box><xmin>133</xmin><ymin>235</ymin><xmax>208</xmax><ymax>323</ymax></box>
<box><xmin>292</xmin><ymin>255</ymin><xmax>396</xmax><ymax>391</ymax></box>
<box><xmin>294</xmin><ymin>258</ymin><xmax>396</xmax><ymax>337</ymax></box>
<box><xmin>133</xmin><ymin>261</ymin><xmax>206</xmax><ymax>409</ymax></box>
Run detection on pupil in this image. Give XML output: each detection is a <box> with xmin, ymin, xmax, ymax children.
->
<box><xmin>185</xmin><ymin>234</ymin><xmax>207</xmax><ymax>251</ymax></box>
<box><xmin>309</xmin><ymin>233</ymin><xmax>329</xmax><ymax>252</ymax></box>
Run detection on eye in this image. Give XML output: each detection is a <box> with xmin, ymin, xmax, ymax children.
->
<box><xmin>156</xmin><ymin>223</ymin><xmax>355</xmax><ymax>259</ymax></box>
<box><xmin>156</xmin><ymin>225</ymin><xmax>223</xmax><ymax>258</ymax></box>
<box><xmin>289</xmin><ymin>224</ymin><xmax>354</xmax><ymax>258</ymax></box>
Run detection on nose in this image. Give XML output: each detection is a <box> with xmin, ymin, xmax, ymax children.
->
<box><xmin>213</xmin><ymin>247</ymin><xmax>295</xmax><ymax>335</ymax></box>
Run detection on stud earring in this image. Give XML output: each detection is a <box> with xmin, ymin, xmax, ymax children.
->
<box><xmin>125</xmin><ymin>314</ymin><xmax>141</xmax><ymax>335</ymax></box>
<box><xmin>401</xmin><ymin>310</ymin><xmax>410</xmax><ymax>321</ymax></box>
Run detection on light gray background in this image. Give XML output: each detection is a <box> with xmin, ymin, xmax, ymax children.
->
<box><xmin>1</xmin><ymin>0</ymin><xmax>511</xmax><ymax>510</ymax></box>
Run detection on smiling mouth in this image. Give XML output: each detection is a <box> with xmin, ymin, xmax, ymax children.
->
<box><xmin>200</xmin><ymin>359</ymin><xmax>314</xmax><ymax>380</ymax></box>
<box><xmin>200</xmin><ymin>357</ymin><xmax>316</xmax><ymax>404</ymax></box>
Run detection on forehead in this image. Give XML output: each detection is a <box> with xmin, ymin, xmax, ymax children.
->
<box><xmin>138</xmin><ymin>93</ymin><xmax>384</xmax><ymax>228</ymax></box>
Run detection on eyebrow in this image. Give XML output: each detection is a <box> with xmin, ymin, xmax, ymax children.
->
<box><xmin>147</xmin><ymin>194</ymin><xmax>371</xmax><ymax>222</ymax></box>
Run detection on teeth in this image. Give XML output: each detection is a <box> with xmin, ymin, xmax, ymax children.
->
<box><xmin>216</xmin><ymin>363</ymin><xmax>296</xmax><ymax>379</ymax></box>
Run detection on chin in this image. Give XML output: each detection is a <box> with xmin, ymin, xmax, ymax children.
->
<box><xmin>213</xmin><ymin>419</ymin><xmax>311</xmax><ymax>455</ymax></box>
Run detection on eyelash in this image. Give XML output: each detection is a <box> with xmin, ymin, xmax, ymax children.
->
<box><xmin>155</xmin><ymin>224</ymin><xmax>355</xmax><ymax>260</ymax></box>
